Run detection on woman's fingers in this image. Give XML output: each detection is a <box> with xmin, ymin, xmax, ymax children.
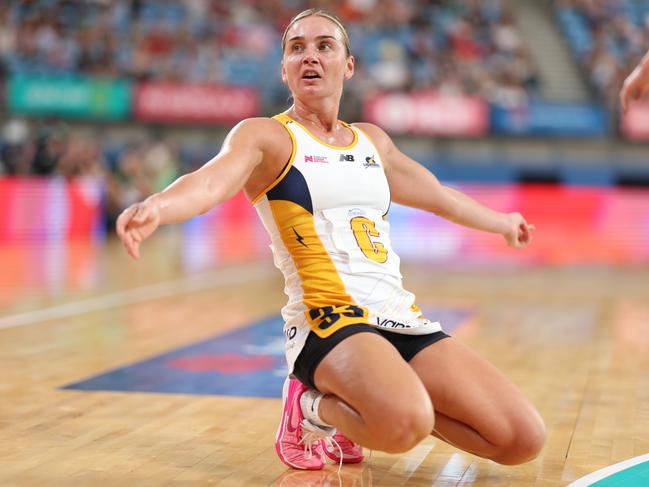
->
<box><xmin>514</xmin><ymin>221</ymin><xmax>534</xmax><ymax>248</ymax></box>
<box><xmin>116</xmin><ymin>205</ymin><xmax>149</xmax><ymax>260</ymax></box>
<box><xmin>116</xmin><ymin>205</ymin><xmax>136</xmax><ymax>239</ymax></box>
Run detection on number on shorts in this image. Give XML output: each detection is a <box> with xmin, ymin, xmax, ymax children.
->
<box><xmin>307</xmin><ymin>304</ymin><xmax>367</xmax><ymax>337</ymax></box>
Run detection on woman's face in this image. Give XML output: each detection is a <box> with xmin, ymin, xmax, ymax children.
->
<box><xmin>282</xmin><ymin>16</ymin><xmax>354</xmax><ymax>101</ymax></box>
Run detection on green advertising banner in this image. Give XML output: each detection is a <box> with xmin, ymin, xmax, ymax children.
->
<box><xmin>7</xmin><ymin>76</ymin><xmax>131</xmax><ymax>120</ymax></box>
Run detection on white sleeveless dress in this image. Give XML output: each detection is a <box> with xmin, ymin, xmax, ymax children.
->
<box><xmin>253</xmin><ymin>114</ymin><xmax>442</xmax><ymax>373</ymax></box>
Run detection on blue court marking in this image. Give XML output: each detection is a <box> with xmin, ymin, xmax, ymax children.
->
<box><xmin>63</xmin><ymin>307</ymin><xmax>472</xmax><ymax>398</ymax></box>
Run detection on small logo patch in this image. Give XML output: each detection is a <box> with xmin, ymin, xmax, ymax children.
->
<box><xmin>364</xmin><ymin>155</ymin><xmax>379</xmax><ymax>168</ymax></box>
<box><xmin>304</xmin><ymin>155</ymin><xmax>329</xmax><ymax>163</ymax></box>
<box><xmin>292</xmin><ymin>227</ymin><xmax>308</xmax><ymax>248</ymax></box>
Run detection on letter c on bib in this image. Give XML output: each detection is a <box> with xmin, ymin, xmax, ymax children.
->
<box><xmin>350</xmin><ymin>216</ymin><xmax>388</xmax><ymax>263</ymax></box>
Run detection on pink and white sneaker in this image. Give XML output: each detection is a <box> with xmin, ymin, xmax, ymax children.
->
<box><xmin>275</xmin><ymin>378</ymin><xmax>335</xmax><ymax>470</ymax></box>
<box><xmin>323</xmin><ymin>432</ymin><xmax>364</xmax><ymax>464</ymax></box>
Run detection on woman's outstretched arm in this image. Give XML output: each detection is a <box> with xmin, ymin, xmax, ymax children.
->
<box><xmin>356</xmin><ymin>122</ymin><xmax>534</xmax><ymax>249</ymax></box>
<box><xmin>116</xmin><ymin>118</ymin><xmax>270</xmax><ymax>259</ymax></box>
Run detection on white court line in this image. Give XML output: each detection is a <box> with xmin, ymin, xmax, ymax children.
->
<box><xmin>0</xmin><ymin>262</ymin><xmax>274</xmax><ymax>331</ymax></box>
<box><xmin>566</xmin><ymin>453</ymin><xmax>649</xmax><ymax>486</ymax></box>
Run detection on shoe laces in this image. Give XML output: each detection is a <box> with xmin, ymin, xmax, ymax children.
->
<box><xmin>298</xmin><ymin>419</ymin><xmax>344</xmax><ymax>474</ymax></box>
<box><xmin>322</xmin><ymin>435</ymin><xmax>345</xmax><ymax>474</ymax></box>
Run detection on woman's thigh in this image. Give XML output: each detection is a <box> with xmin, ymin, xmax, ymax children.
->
<box><xmin>409</xmin><ymin>337</ymin><xmax>545</xmax><ymax>447</ymax></box>
<box><xmin>312</xmin><ymin>331</ymin><xmax>432</xmax><ymax>424</ymax></box>
<box><xmin>309</xmin><ymin>331</ymin><xmax>439</xmax><ymax>451</ymax></box>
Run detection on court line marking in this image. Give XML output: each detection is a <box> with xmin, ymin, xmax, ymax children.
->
<box><xmin>566</xmin><ymin>453</ymin><xmax>649</xmax><ymax>486</ymax></box>
<box><xmin>0</xmin><ymin>262</ymin><xmax>275</xmax><ymax>331</ymax></box>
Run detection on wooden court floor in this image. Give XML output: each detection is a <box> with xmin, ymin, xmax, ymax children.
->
<box><xmin>1</xmin><ymin>231</ymin><xmax>649</xmax><ymax>486</ymax></box>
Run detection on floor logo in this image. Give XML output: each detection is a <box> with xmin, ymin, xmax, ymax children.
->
<box><xmin>62</xmin><ymin>308</ymin><xmax>472</xmax><ymax>398</ymax></box>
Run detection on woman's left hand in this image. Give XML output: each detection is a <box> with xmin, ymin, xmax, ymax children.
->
<box><xmin>620</xmin><ymin>63</ymin><xmax>649</xmax><ymax>111</ymax></box>
<box><xmin>503</xmin><ymin>212</ymin><xmax>535</xmax><ymax>249</ymax></box>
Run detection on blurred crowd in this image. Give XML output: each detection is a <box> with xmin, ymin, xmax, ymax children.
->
<box><xmin>0</xmin><ymin>0</ymin><xmax>540</xmax><ymax>109</ymax></box>
<box><xmin>0</xmin><ymin>118</ymin><xmax>190</xmax><ymax>227</ymax></box>
<box><xmin>0</xmin><ymin>0</ymin><xmax>543</xmax><ymax>224</ymax></box>
<box><xmin>555</xmin><ymin>0</ymin><xmax>649</xmax><ymax>107</ymax></box>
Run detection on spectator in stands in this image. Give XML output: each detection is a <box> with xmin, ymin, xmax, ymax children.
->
<box><xmin>57</xmin><ymin>133</ymin><xmax>105</xmax><ymax>178</ymax></box>
<box><xmin>105</xmin><ymin>144</ymin><xmax>150</xmax><ymax>230</ymax></box>
<box><xmin>31</xmin><ymin>124</ymin><xmax>67</xmax><ymax>176</ymax></box>
<box><xmin>142</xmin><ymin>137</ymin><xmax>178</xmax><ymax>193</ymax></box>
<box><xmin>556</xmin><ymin>0</ymin><xmax>649</xmax><ymax>107</ymax></box>
<box><xmin>103</xmin><ymin>136</ymin><xmax>178</xmax><ymax>229</ymax></box>
<box><xmin>0</xmin><ymin>119</ymin><xmax>32</xmax><ymax>175</ymax></box>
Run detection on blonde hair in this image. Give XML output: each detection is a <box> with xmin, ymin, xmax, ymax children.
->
<box><xmin>281</xmin><ymin>9</ymin><xmax>352</xmax><ymax>57</ymax></box>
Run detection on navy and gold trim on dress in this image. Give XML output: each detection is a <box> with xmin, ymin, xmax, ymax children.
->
<box><xmin>251</xmin><ymin>114</ymin><xmax>297</xmax><ymax>205</ymax></box>
<box><xmin>267</xmin><ymin>166</ymin><xmax>313</xmax><ymax>214</ymax></box>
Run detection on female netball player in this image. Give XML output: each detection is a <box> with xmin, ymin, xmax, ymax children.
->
<box><xmin>117</xmin><ymin>9</ymin><xmax>546</xmax><ymax>471</ymax></box>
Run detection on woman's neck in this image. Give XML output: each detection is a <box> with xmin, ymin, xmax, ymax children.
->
<box><xmin>288</xmin><ymin>99</ymin><xmax>340</xmax><ymax>134</ymax></box>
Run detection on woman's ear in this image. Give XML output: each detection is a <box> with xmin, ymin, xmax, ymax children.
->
<box><xmin>344</xmin><ymin>55</ymin><xmax>355</xmax><ymax>81</ymax></box>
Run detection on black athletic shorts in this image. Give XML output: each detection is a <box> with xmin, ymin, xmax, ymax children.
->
<box><xmin>292</xmin><ymin>324</ymin><xmax>450</xmax><ymax>390</ymax></box>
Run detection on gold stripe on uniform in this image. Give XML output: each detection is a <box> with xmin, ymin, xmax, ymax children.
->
<box><xmin>269</xmin><ymin>199</ymin><xmax>368</xmax><ymax>338</ymax></box>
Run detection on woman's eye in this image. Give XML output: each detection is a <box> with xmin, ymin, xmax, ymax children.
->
<box><xmin>319</xmin><ymin>43</ymin><xmax>331</xmax><ymax>50</ymax></box>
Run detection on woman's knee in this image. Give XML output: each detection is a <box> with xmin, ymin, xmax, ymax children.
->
<box><xmin>492</xmin><ymin>414</ymin><xmax>546</xmax><ymax>465</ymax></box>
<box><xmin>368</xmin><ymin>399</ymin><xmax>436</xmax><ymax>453</ymax></box>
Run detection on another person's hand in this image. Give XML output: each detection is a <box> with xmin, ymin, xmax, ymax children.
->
<box><xmin>116</xmin><ymin>198</ymin><xmax>161</xmax><ymax>259</ymax></box>
<box><xmin>503</xmin><ymin>212</ymin><xmax>535</xmax><ymax>249</ymax></box>
<box><xmin>620</xmin><ymin>54</ymin><xmax>649</xmax><ymax>111</ymax></box>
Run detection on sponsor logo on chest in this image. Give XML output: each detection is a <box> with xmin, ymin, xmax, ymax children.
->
<box><xmin>304</xmin><ymin>155</ymin><xmax>329</xmax><ymax>163</ymax></box>
<box><xmin>303</xmin><ymin>153</ymin><xmax>380</xmax><ymax>168</ymax></box>
<box><xmin>364</xmin><ymin>155</ymin><xmax>379</xmax><ymax>169</ymax></box>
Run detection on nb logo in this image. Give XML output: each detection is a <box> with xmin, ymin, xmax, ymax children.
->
<box><xmin>339</xmin><ymin>154</ymin><xmax>355</xmax><ymax>162</ymax></box>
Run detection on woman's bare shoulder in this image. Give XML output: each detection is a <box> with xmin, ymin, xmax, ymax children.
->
<box><xmin>232</xmin><ymin>117</ymin><xmax>291</xmax><ymax>146</ymax></box>
<box><xmin>352</xmin><ymin>122</ymin><xmax>394</xmax><ymax>153</ymax></box>
<box><xmin>232</xmin><ymin>116</ymin><xmax>288</xmax><ymax>135</ymax></box>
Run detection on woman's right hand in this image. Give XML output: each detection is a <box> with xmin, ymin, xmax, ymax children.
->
<box><xmin>115</xmin><ymin>197</ymin><xmax>161</xmax><ymax>259</ymax></box>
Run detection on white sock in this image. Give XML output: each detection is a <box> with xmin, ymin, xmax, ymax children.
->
<box><xmin>300</xmin><ymin>389</ymin><xmax>334</xmax><ymax>429</ymax></box>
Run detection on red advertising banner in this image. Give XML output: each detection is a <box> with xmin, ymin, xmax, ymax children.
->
<box><xmin>134</xmin><ymin>82</ymin><xmax>260</xmax><ymax>124</ymax></box>
<box><xmin>620</xmin><ymin>102</ymin><xmax>649</xmax><ymax>140</ymax></box>
<box><xmin>389</xmin><ymin>185</ymin><xmax>649</xmax><ymax>265</ymax></box>
<box><xmin>363</xmin><ymin>91</ymin><xmax>488</xmax><ymax>136</ymax></box>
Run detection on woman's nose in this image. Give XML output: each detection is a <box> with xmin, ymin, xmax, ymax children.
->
<box><xmin>302</xmin><ymin>47</ymin><xmax>319</xmax><ymax>63</ymax></box>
